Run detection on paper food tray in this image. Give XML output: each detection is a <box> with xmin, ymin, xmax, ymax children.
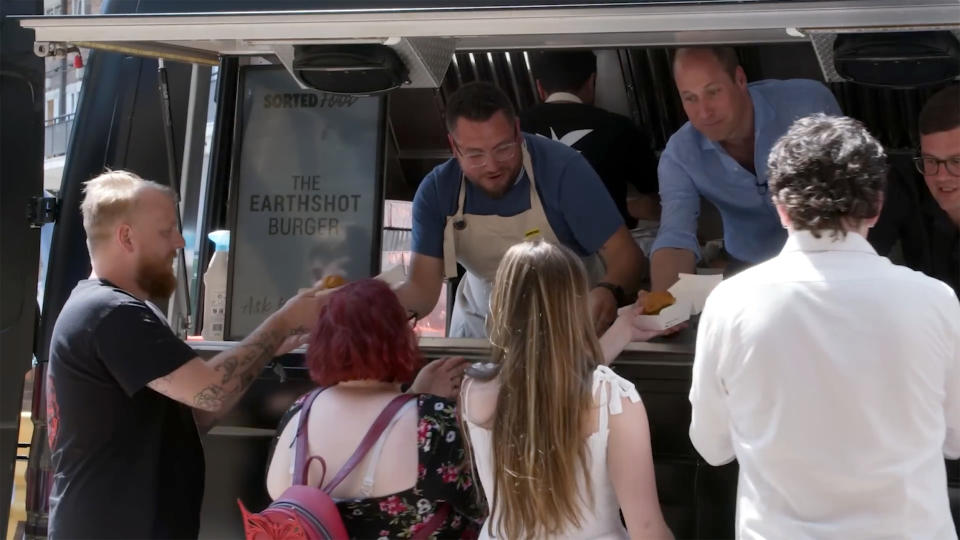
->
<box><xmin>632</xmin><ymin>299</ymin><xmax>692</xmax><ymax>331</ymax></box>
<box><xmin>668</xmin><ymin>273</ymin><xmax>722</xmax><ymax>315</ymax></box>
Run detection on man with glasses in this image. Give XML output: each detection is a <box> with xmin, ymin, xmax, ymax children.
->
<box><xmin>395</xmin><ymin>81</ymin><xmax>644</xmax><ymax>337</ymax></box>
<box><xmin>916</xmin><ymin>84</ymin><xmax>959</xmax><ymax>297</ymax></box>
<box><xmin>650</xmin><ymin>46</ymin><xmax>841</xmax><ymax>291</ymax></box>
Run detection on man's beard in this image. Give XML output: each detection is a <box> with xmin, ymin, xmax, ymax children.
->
<box><xmin>469</xmin><ymin>163</ymin><xmax>522</xmax><ymax>200</ymax></box>
<box><xmin>136</xmin><ymin>252</ymin><xmax>178</xmax><ymax>300</ymax></box>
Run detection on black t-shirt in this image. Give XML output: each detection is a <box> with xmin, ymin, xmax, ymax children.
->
<box><xmin>870</xmin><ymin>156</ymin><xmax>959</xmax><ymax>298</ymax></box>
<box><xmin>521</xmin><ymin>101</ymin><xmax>659</xmax><ymax>229</ymax></box>
<box><xmin>47</xmin><ymin>279</ymin><xmax>204</xmax><ymax>539</ymax></box>
<box><xmin>869</xmin><ymin>157</ymin><xmax>930</xmax><ymax>270</ymax></box>
<box><xmin>923</xmin><ymin>199</ymin><xmax>960</xmax><ymax>298</ymax></box>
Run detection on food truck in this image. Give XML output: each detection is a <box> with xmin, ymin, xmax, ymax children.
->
<box><xmin>2</xmin><ymin>0</ymin><xmax>958</xmax><ymax>536</ymax></box>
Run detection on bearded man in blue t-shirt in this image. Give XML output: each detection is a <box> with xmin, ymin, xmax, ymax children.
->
<box><xmin>395</xmin><ymin>82</ymin><xmax>644</xmax><ymax>337</ymax></box>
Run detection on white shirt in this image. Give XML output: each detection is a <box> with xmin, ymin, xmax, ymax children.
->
<box><xmin>690</xmin><ymin>230</ymin><xmax>960</xmax><ymax>539</ymax></box>
<box><xmin>544</xmin><ymin>91</ymin><xmax>583</xmax><ymax>104</ymax></box>
<box><xmin>463</xmin><ymin>366</ymin><xmax>636</xmax><ymax>539</ymax></box>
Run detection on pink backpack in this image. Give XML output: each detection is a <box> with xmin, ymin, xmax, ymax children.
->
<box><xmin>239</xmin><ymin>389</ymin><xmax>448</xmax><ymax>540</ymax></box>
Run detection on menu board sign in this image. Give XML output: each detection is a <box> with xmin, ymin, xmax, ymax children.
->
<box><xmin>226</xmin><ymin>66</ymin><xmax>384</xmax><ymax>339</ymax></box>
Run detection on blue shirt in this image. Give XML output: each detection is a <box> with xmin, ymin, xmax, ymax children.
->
<box><xmin>412</xmin><ymin>133</ymin><xmax>623</xmax><ymax>258</ymax></box>
<box><xmin>653</xmin><ymin>79</ymin><xmax>842</xmax><ymax>263</ymax></box>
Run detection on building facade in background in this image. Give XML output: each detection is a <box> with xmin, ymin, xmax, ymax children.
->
<box><xmin>43</xmin><ymin>0</ymin><xmax>101</xmax><ymax>191</ymax></box>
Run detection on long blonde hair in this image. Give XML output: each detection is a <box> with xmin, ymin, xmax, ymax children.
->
<box><xmin>477</xmin><ymin>240</ymin><xmax>604</xmax><ymax>538</ymax></box>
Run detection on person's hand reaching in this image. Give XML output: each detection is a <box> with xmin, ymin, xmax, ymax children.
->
<box><xmin>408</xmin><ymin>357</ymin><xmax>471</xmax><ymax>399</ymax></box>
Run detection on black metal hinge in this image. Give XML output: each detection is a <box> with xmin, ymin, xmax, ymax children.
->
<box><xmin>27</xmin><ymin>196</ymin><xmax>59</xmax><ymax>228</ymax></box>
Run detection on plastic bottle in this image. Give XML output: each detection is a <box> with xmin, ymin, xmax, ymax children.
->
<box><xmin>202</xmin><ymin>230</ymin><xmax>230</xmax><ymax>341</ymax></box>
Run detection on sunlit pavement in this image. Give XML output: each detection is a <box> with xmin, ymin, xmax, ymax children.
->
<box><xmin>7</xmin><ymin>411</ymin><xmax>30</xmax><ymax>540</ymax></box>
<box><xmin>7</xmin><ymin>370</ymin><xmax>32</xmax><ymax>540</ymax></box>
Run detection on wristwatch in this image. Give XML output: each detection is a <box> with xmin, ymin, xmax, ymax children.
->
<box><xmin>594</xmin><ymin>281</ymin><xmax>627</xmax><ymax>307</ymax></box>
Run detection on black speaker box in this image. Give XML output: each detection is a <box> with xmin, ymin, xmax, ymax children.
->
<box><xmin>293</xmin><ymin>44</ymin><xmax>409</xmax><ymax>95</ymax></box>
<box><xmin>834</xmin><ymin>31</ymin><xmax>960</xmax><ymax>89</ymax></box>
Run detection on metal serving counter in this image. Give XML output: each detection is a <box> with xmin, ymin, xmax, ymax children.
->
<box><xmin>189</xmin><ymin>330</ymin><xmax>733</xmax><ymax>538</ymax></box>
<box><xmin>191</xmin><ymin>329</ymin><xmax>957</xmax><ymax>538</ymax></box>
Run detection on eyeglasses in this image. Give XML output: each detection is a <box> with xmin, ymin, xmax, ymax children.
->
<box><xmin>913</xmin><ymin>155</ymin><xmax>960</xmax><ymax>176</ymax></box>
<box><xmin>452</xmin><ymin>129</ymin><xmax>520</xmax><ymax>169</ymax></box>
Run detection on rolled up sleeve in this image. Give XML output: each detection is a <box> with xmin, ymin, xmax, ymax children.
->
<box><xmin>689</xmin><ymin>293</ymin><xmax>735</xmax><ymax>466</ymax></box>
<box><xmin>651</xmin><ymin>151</ymin><xmax>702</xmax><ymax>260</ymax></box>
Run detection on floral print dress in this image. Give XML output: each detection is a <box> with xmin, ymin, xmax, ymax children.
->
<box><xmin>278</xmin><ymin>394</ymin><xmax>485</xmax><ymax>539</ymax></box>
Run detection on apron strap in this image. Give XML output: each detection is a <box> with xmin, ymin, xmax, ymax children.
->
<box><xmin>443</xmin><ymin>175</ymin><xmax>468</xmax><ymax>279</ymax></box>
<box><xmin>455</xmin><ymin>173</ymin><xmax>468</xmax><ymax>217</ymax></box>
<box><xmin>521</xmin><ymin>143</ymin><xmax>540</xmax><ymax>207</ymax></box>
<box><xmin>520</xmin><ymin>144</ymin><xmax>546</xmax><ymax>241</ymax></box>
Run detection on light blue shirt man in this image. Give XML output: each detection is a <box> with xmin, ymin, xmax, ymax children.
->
<box><xmin>653</xmin><ymin>79</ymin><xmax>841</xmax><ymax>265</ymax></box>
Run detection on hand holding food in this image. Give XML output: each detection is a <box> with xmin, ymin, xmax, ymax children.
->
<box><xmin>619</xmin><ymin>290</ymin><xmax>687</xmax><ymax>341</ymax></box>
<box><xmin>322</xmin><ymin>274</ymin><xmax>347</xmax><ymax>289</ymax></box>
<box><xmin>299</xmin><ymin>274</ymin><xmax>347</xmax><ymax>297</ymax></box>
<box><xmin>302</xmin><ymin>265</ymin><xmax>404</xmax><ymax>297</ymax></box>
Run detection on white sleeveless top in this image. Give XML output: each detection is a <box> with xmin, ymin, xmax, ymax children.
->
<box><xmin>463</xmin><ymin>365</ymin><xmax>640</xmax><ymax>539</ymax></box>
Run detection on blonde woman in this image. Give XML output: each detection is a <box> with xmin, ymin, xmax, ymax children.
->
<box><xmin>461</xmin><ymin>240</ymin><xmax>674</xmax><ymax>539</ymax></box>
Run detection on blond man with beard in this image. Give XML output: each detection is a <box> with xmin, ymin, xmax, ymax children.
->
<box><xmin>46</xmin><ymin>171</ymin><xmax>325</xmax><ymax>539</ymax></box>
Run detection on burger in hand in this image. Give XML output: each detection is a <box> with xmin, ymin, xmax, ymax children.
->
<box><xmin>322</xmin><ymin>274</ymin><xmax>347</xmax><ymax>289</ymax></box>
<box><xmin>641</xmin><ymin>291</ymin><xmax>676</xmax><ymax>315</ymax></box>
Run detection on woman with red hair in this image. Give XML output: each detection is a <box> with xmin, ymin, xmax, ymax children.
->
<box><xmin>266</xmin><ymin>279</ymin><xmax>483</xmax><ymax>539</ymax></box>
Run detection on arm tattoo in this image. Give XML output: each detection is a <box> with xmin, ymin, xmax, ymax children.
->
<box><xmin>192</xmin><ymin>325</ymin><xmax>296</xmax><ymax>409</ymax></box>
<box><xmin>217</xmin><ymin>357</ymin><xmax>239</xmax><ymax>384</ymax></box>
<box><xmin>194</xmin><ymin>383</ymin><xmax>226</xmax><ymax>411</ymax></box>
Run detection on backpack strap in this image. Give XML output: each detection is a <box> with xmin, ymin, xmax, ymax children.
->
<box><xmin>322</xmin><ymin>393</ymin><xmax>418</xmax><ymax>493</ymax></box>
<box><xmin>412</xmin><ymin>502</ymin><xmax>451</xmax><ymax>540</ymax></box>
<box><xmin>292</xmin><ymin>387</ymin><xmax>328</xmax><ymax>486</ymax></box>
<box><xmin>359</xmin><ymin>399</ymin><xmax>418</xmax><ymax>497</ymax></box>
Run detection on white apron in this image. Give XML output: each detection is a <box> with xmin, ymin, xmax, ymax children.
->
<box><xmin>442</xmin><ymin>145</ymin><xmax>602</xmax><ymax>338</ymax></box>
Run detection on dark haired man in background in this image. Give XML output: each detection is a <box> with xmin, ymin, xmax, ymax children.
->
<box><xmin>916</xmin><ymin>84</ymin><xmax>960</xmax><ymax>297</ymax></box>
<box><xmin>521</xmin><ymin>50</ymin><xmax>660</xmax><ymax>243</ymax></box>
<box><xmin>395</xmin><ymin>81</ymin><xmax>644</xmax><ymax>337</ymax></box>
<box><xmin>690</xmin><ymin>114</ymin><xmax>960</xmax><ymax>538</ymax></box>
